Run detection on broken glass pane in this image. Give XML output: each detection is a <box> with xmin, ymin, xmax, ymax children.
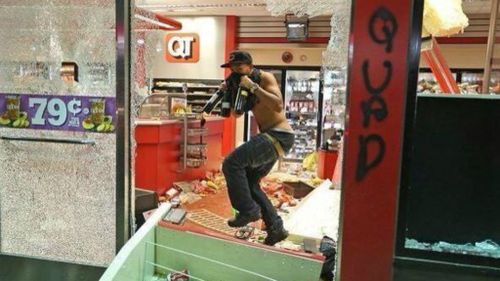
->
<box><xmin>406</xmin><ymin>238</ymin><xmax>500</xmax><ymax>259</ymax></box>
<box><xmin>0</xmin><ymin>0</ymin><xmax>117</xmax><ymax>266</ymax></box>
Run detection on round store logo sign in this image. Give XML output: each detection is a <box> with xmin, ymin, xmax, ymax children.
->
<box><xmin>164</xmin><ymin>33</ymin><xmax>200</xmax><ymax>63</ymax></box>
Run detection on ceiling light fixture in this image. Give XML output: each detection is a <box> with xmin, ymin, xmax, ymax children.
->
<box><xmin>286</xmin><ymin>14</ymin><xmax>309</xmax><ymax>41</ymax></box>
<box><xmin>137</xmin><ymin>3</ymin><xmax>267</xmax><ymax>10</ymax></box>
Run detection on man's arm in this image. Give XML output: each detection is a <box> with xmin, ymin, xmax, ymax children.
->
<box><xmin>240</xmin><ymin>72</ymin><xmax>283</xmax><ymax>112</ymax></box>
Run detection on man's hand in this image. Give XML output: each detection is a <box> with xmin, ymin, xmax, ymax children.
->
<box><xmin>240</xmin><ymin>75</ymin><xmax>256</xmax><ymax>89</ymax></box>
<box><xmin>219</xmin><ymin>81</ymin><xmax>228</xmax><ymax>91</ymax></box>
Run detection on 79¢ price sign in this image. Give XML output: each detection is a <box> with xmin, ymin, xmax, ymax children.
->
<box><xmin>0</xmin><ymin>94</ymin><xmax>116</xmax><ymax>133</ymax></box>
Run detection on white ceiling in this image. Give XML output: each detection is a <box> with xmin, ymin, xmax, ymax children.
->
<box><xmin>135</xmin><ymin>0</ymin><xmax>271</xmax><ymax>16</ymax></box>
<box><xmin>136</xmin><ymin>0</ymin><xmax>497</xmax><ymax>17</ymax></box>
<box><xmin>462</xmin><ymin>0</ymin><xmax>492</xmax><ymax>15</ymax></box>
<box><xmin>0</xmin><ymin>0</ymin><xmax>494</xmax><ymax>16</ymax></box>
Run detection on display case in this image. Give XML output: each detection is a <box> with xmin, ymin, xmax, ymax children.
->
<box><xmin>137</xmin><ymin>93</ymin><xmax>186</xmax><ymax>119</ymax></box>
<box><xmin>284</xmin><ymin>70</ymin><xmax>321</xmax><ymax>161</ymax></box>
<box><xmin>417</xmin><ymin>70</ymin><xmax>458</xmax><ymax>94</ymax></box>
<box><xmin>461</xmin><ymin>71</ymin><xmax>500</xmax><ymax>94</ymax></box>
<box><xmin>418</xmin><ymin>68</ymin><xmax>500</xmax><ymax>94</ymax></box>
<box><xmin>152</xmin><ymin>78</ymin><xmax>222</xmax><ymax>115</ymax></box>
<box><xmin>321</xmin><ymin>69</ymin><xmax>346</xmax><ymax>150</ymax></box>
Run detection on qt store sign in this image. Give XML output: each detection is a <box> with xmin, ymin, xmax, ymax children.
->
<box><xmin>164</xmin><ymin>33</ymin><xmax>200</xmax><ymax>63</ymax></box>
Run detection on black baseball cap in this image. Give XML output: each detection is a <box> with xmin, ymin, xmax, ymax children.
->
<box><xmin>221</xmin><ymin>50</ymin><xmax>253</xmax><ymax>68</ymax></box>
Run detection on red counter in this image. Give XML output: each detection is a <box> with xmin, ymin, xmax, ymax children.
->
<box><xmin>135</xmin><ymin>117</ymin><xmax>225</xmax><ymax>195</ymax></box>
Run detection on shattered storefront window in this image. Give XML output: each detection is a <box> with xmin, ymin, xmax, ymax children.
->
<box><xmin>406</xmin><ymin>239</ymin><xmax>500</xmax><ymax>259</ymax></box>
<box><xmin>0</xmin><ymin>0</ymin><xmax>117</xmax><ymax>266</ymax></box>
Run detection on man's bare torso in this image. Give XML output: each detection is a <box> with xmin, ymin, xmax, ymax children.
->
<box><xmin>252</xmin><ymin>70</ymin><xmax>293</xmax><ymax>132</ymax></box>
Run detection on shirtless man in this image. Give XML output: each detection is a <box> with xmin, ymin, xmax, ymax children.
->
<box><xmin>220</xmin><ymin>51</ymin><xmax>295</xmax><ymax>246</ymax></box>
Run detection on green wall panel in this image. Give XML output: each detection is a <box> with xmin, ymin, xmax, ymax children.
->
<box><xmin>155</xmin><ymin>227</ymin><xmax>322</xmax><ymax>281</ymax></box>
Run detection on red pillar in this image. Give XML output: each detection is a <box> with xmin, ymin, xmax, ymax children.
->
<box><xmin>222</xmin><ymin>16</ymin><xmax>238</xmax><ymax>156</ymax></box>
<box><xmin>337</xmin><ymin>1</ymin><xmax>424</xmax><ymax>280</ymax></box>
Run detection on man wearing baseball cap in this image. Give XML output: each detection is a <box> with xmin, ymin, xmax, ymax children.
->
<box><xmin>220</xmin><ymin>50</ymin><xmax>295</xmax><ymax>246</ymax></box>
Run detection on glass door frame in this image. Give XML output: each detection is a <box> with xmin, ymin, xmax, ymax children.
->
<box><xmin>0</xmin><ymin>0</ymin><xmax>131</xmax><ymax>280</ymax></box>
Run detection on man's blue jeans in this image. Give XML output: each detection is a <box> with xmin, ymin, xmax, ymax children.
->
<box><xmin>222</xmin><ymin>129</ymin><xmax>295</xmax><ymax>228</ymax></box>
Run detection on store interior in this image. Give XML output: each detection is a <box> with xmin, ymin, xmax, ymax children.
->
<box><xmin>125</xmin><ymin>0</ymin><xmax>500</xmax><ymax>280</ymax></box>
<box><xmin>131</xmin><ymin>1</ymin><xmax>343</xmax><ymax>261</ymax></box>
<box><xmin>1</xmin><ymin>0</ymin><xmax>499</xmax><ymax>280</ymax></box>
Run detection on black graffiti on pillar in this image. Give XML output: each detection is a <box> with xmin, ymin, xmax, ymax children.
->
<box><xmin>355</xmin><ymin>7</ymin><xmax>397</xmax><ymax>182</ymax></box>
<box><xmin>369</xmin><ymin>7</ymin><xmax>398</xmax><ymax>53</ymax></box>
<box><xmin>356</xmin><ymin>135</ymin><xmax>386</xmax><ymax>181</ymax></box>
<box><xmin>361</xmin><ymin>60</ymin><xmax>391</xmax><ymax>127</ymax></box>
<box><xmin>361</xmin><ymin>95</ymin><xmax>388</xmax><ymax>128</ymax></box>
<box><xmin>362</xmin><ymin>60</ymin><xmax>393</xmax><ymax>94</ymax></box>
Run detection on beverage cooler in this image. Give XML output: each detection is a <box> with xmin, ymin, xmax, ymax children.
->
<box><xmin>244</xmin><ymin>67</ymin><xmax>324</xmax><ymax>161</ymax></box>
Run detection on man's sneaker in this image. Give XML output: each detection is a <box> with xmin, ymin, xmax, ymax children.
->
<box><xmin>264</xmin><ymin>227</ymin><xmax>289</xmax><ymax>246</ymax></box>
<box><xmin>227</xmin><ymin>212</ymin><xmax>261</xmax><ymax>228</ymax></box>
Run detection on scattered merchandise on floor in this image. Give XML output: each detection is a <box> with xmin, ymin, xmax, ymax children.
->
<box><xmin>302</xmin><ymin>152</ymin><xmax>318</xmax><ymax>171</ymax></box>
<box><xmin>163</xmin><ymin>208</ymin><xmax>187</xmax><ymax>225</ymax></box>
<box><xmin>150</xmin><ymin>270</ymin><xmax>192</xmax><ymax>281</ymax></box>
<box><xmin>163</xmin><ymin>171</ymin><xmax>227</xmax><ymax>206</ymax></box>
<box><xmin>235</xmin><ymin>225</ymin><xmax>256</xmax><ymax>240</ymax></box>
<box><xmin>166</xmin><ymin>270</ymin><xmax>190</xmax><ymax>281</ymax></box>
<box><xmin>159</xmin><ymin>164</ymin><xmax>340</xmax><ymax>253</ymax></box>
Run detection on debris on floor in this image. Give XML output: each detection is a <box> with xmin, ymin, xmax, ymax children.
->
<box><xmin>163</xmin><ymin>208</ymin><xmax>188</xmax><ymax>225</ymax></box>
<box><xmin>261</xmin><ymin>169</ymin><xmax>325</xmax><ymax>212</ymax></box>
<box><xmin>168</xmin><ymin>171</ymin><xmax>227</xmax><ymax>205</ymax></box>
<box><xmin>167</xmin><ymin>269</ymin><xmax>190</xmax><ymax>281</ymax></box>
<box><xmin>405</xmin><ymin>238</ymin><xmax>500</xmax><ymax>258</ymax></box>
<box><xmin>275</xmin><ymin>240</ymin><xmax>304</xmax><ymax>252</ymax></box>
<box><xmin>158</xmin><ymin>165</ymin><xmax>338</xmax><ymax>254</ymax></box>
<box><xmin>235</xmin><ymin>225</ymin><xmax>256</xmax><ymax>240</ymax></box>
<box><xmin>178</xmin><ymin>192</ymin><xmax>202</xmax><ymax>205</ymax></box>
<box><xmin>302</xmin><ymin>152</ymin><xmax>318</xmax><ymax>172</ymax></box>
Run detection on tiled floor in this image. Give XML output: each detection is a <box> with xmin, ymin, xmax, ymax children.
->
<box><xmin>187</xmin><ymin>209</ymin><xmax>238</xmax><ymax>236</ymax></box>
<box><xmin>185</xmin><ymin>188</ymin><xmax>233</xmax><ymax>219</ymax></box>
<box><xmin>180</xmin><ymin>188</ymin><xmax>242</xmax><ymax>236</ymax></box>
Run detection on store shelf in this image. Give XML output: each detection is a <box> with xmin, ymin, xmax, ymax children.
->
<box><xmin>282</xmin><ymin>157</ymin><xmax>304</xmax><ymax>163</ymax></box>
<box><xmin>188</xmin><ymin>93</ymin><xmax>215</xmax><ymax>97</ymax></box>
<box><xmin>156</xmin><ymin>85</ymin><xmax>219</xmax><ymax>90</ymax></box>
<box><xmin>287</xmin><ymin>111</ymin><xmax>317</xmax><ymax>116</ymax></box>
<box><xmin>153</xmin><ymin>78</ymin><xmax>222</xmax><ymax>116</ymax></box>
<box><xmin>187</xmin><ymin>128</ymin><xmax>208</xmax><ymax>137</ymax></box>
